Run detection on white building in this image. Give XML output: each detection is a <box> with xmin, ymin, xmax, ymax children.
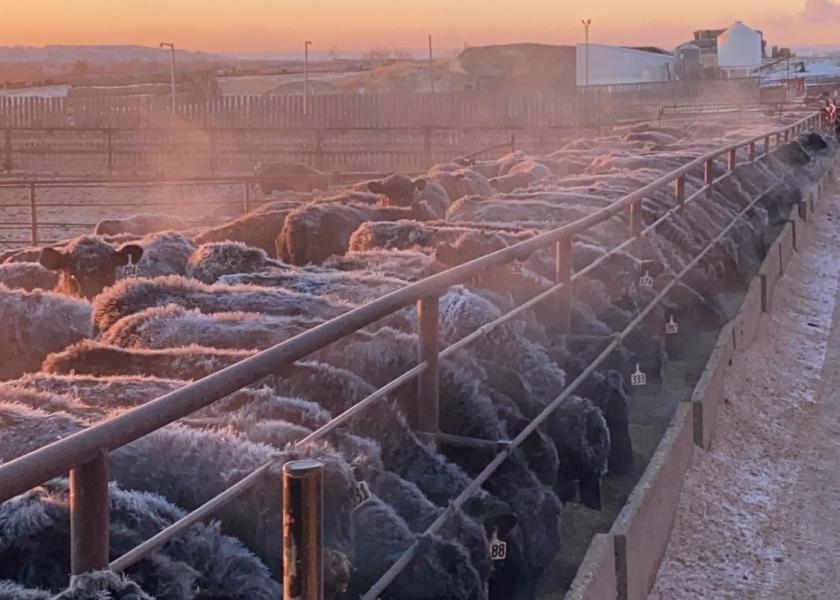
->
<box><xmin>576</xmin><ymin>44</ymin><xmax>676</xmax><ymax>86</ymax></box>
<box><xmin>717</xmin><ymin>21</ymin><xmax>763</xmax><ymax>78</ymax></box>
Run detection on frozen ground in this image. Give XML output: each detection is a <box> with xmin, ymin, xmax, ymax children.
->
<box><xmin>650</xmin><ymin>180</ymin><xmax>840</xmax><ymax>598</ymax></box>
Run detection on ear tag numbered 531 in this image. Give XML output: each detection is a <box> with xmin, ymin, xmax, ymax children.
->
<box><xmin>351</xmin><ymin>480</ymin><xmax>371</xmax><ymax>509</ymax></box>
<box><xmin>665</xmin><ymin>315</ymin><xmax>679</xmax><ymax>335</ymax></box>
<box><xmin>630</xmin><ymin>364</ymin><xmax>647</xmax><ymax>387</ymax></box>
<box><xmin>639</xmin><ymin>270</ymin><xmax>654</xmax><ymax>288</ymax></box>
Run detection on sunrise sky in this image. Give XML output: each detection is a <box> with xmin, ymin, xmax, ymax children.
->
<box><xmin>4</xmin><ymin>0</ymin><xmax>840</xmax><ymax>53</ymax></box>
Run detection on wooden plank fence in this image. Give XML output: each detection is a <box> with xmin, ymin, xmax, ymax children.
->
<box><xmin>0</xmin><ymin>79</ymin><xmax>761</xmax><ymax>129</ymax></box>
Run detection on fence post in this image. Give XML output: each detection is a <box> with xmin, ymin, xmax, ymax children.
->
<box><xmin>749</xmin><ymin>141</ymin><xmax>756</xmax><ymax>161</ymax></box>
<box><xmin>509</xmin><ymin>132</ymin><xmax>516</xmax><ymax>153</ymax></box>
<box><xmin>3</xmin><ymin>128</ymin><xmax>10</xmax><ymax>172</ymax></box>
<box><xmin>629</xmin><ymin>199</ymin><xmax>643</xmax><ymax>258</ymax></box>
<box><xmin>283</xmin><ymin>459</ymin><xmax>324</xmax><ymax>600</ymax></box>
<box><xmin>243</xmin><ymin>182</ymin><xmax>252</xmax><ymax>215</ymax></box>
<box><xmin>764</xmin><ymin>135</ymin><xmax>770</xmax><ymax>156</ymax></box>
<box><xmin>415</xmin><ymin>295</ymin><xmax>440</xmax><ymax>435</ymax></box>
<box><xmin>555</xmin><ymin>236</ymin><xmax>572</xmax><ymax>334</ymax></box>
<box><xmin>314</xmin><ymin>129</ymin><xmax>325</xmax><ymax>171</ymax></box>
<box><xmin>704</xmin><ymin>159</ymin><xmax>714</xmax><ymax>198</ymax></box>
<box><xmin>106</xmin><ymin>129</ymin><xmax>113</xmax><ymax>173</ymax></box>
<box><xmin>70</xmin><ymin>451</ymin><xmax>109</xmax><ymax>575</ymax></box>
<box><xmin>675</xmin><ymin>174</ymin><xmax>685</xmax><ymax>208</ymax></box>
<box><xmin>423</xmin><ymin>129</ymin><xmax>433</xmax><ymax>166</ymax></box>
<box><xmin>728</xmin><ymin>148</ymin><xmax>737</xmax><ymax>171</ymax></box>
<box><xmin>29</xmin><ymin>184</ymin><xmax>38</xmax><ymax>246</ymax></box>
<box><xmin>208</xmin><ymin>128</ymin><xmax>217</xmax><ymax>176</ymax></box>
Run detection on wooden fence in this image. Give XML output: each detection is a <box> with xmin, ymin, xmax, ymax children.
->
<box><xmin>0</xmin><ymin>79</ymin><xmax>762</xmax><ymax>129</ymax></box>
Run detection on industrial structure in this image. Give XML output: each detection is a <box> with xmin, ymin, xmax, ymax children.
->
<box><xmin>575</xmin><ymin>44</ymin><xmax>676</xmax><ymax>85</ymax></box>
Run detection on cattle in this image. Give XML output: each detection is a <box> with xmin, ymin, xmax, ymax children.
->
<box><xmin>254</xmin><ymin>161</ymin><xmax>331</xmax><ymax>194</ymax></box>
<box><xmin>0</xmin><ymin>262</ymin><xmax>59</xmax><ymax>292</ymax></box>
<box><xmin>38</xmin><ymin>236</ymin><xmax>143</xmax><ymax>299</ymax></box>
<box><xmin>94</xmin><ymin>213</ymin><xmax>187</xmax><ymax>236</ymax></box>
<box><xmin>0</xmin><ymin>286</ymin><xmax>92</xmax><ymax>381</ymax></box>
<box><xmin>193</xmin><ymin>201</ymin><xmax>303</xmax><ymax>258</ymax></box>
<box><xmin>186</xmin><ymin>241</ymin><xmax>284</xmax><ymax>284</ymax></box>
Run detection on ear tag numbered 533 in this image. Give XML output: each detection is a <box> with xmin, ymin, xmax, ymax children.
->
<box><xmin>489</xmin><ymin>528</ymin><xmax>507</xmax><ymax>561</ymax></box>
<box><xmin>630</xmin><ymin>364</ymin><xmax>647</xmax><ymax>387</ymax></box>
<box><xmin>665</xmin><ymin>315</ymin><xmax>679</xmax><ymax>335</ymax></box>
<box><xmin>639</xmin><ymin>270</ymin><xmax>654</xmax><ymax>288</ymax></box>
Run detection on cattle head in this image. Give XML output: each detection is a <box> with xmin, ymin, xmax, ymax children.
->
<box><xmin>39</xmin><ymin>237</ymin><xmax>143</xmax><ymax>299</ymax></box>
<box><xmin>435</xmin><ymin>231</ymin><xmax>507</xmax><ymax>267</ymax></box>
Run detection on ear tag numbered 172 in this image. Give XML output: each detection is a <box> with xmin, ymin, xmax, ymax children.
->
<box><xmin>639</xmin><ymin>270</ymin><xmax>654</xmax><ymax>288</ymax></box>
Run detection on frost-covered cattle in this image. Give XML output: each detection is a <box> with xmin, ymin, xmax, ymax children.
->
<box><xmin>254</xmin><ymin>161</ymin><xmax>331</xmax><ymax>194</ymax></box>
<box><xmin>185</xmin><ymin>241</ymin><xmax>283</xmax><ymax>284</ymax></box>
<box><xmin>0</xmin><ymin>286</ymin><xmax>91</xmax><ymax>380</ymax></box>
<box><xmin>91</xmin><ymin>275</ymin><xmax>352</xmax><ymax>333</ymax></box>
<box><xmin>38</xmin><ymin>236</ymin><xmax>143</xmax><ymax>299</ymax></box>
<box><xmin>193</xmin><ymin>200</ymin><xmax>303</xmax><ymax>257</ymax></box>
<box><xmin>0</xmin><ymin>262</ymin><xmax>59</xmax><ymax>292</ymax></box>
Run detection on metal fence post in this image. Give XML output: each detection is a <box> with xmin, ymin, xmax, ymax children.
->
<box><xmin>764</xmin><ymin>135</ymin><xmax>770</xmax><ymax>156</ymax></box>
<box><xmin>675</xmin><ymin>174</ymin><xmax>685</xmax><ymax>208</ymax></box>
<box><xmin>283</xmin><ymin>459</ymin><xmax>324</xmax><ymax>600</ymax></box>
<box><xmin>728</xmin><ymin>148</ymin><xmax>737</xmax><ymax>171</ymax></box>
<box><xmin>29</xmin><ymin>184</ymin><xmax>38</xmax><ymax>245</ymax></box>
<box><xmin>243</xmin><ymin>182</ymin><xmax>252</xmax><ymax>215</ymax></box>
<box><xmin>749</xmin><ymin>141</ymin><xmax>756</xmax><ymax>162</ymax></box>
<box><xmin>629</xmin><ymin>199</ymin><xmax>643</xmax><ymax>258</ymax></box>
<box><xmin>704</xmin><ymin>159</ymin><xmax>714</xmax><ymax>198</ymax></box>
<box><xmin>3</xmin><ymin>129</ymin><xmax>11</xmax><ymax>172</ymax></box>
<box><xmin>509</xmin><ymin>132</ymin><xmax>516</xmax><ymax>153</ymax></box>
<box><xmin>555</xmin><ymin>236</ymin><xmax>572</xmax><ymax>334</ymax></box>
<box><xmin>106</xmin><ymin>129</ymin><xmax>113</xmax><ymax>173</ymax></box>
<box><xmin>415</xmin><ymin>295</ymin><xmax>440</xmax><ymax>435</ymax></box>
<box><xmin>423</xmin><ymin>129</ymin><xmax>433</xmax><ymax>167</ymax></box>
<box><xmin>70</xmin><ymin>451</ymin><xmax>109</xmax><ymax>575</ymax></box>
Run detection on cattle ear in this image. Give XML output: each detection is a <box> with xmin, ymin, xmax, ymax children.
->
<box><xmin>484</xmin><ymin>512</ymin><xmax>518</xmax><ymax>538</ymax></box>
<box><xmin>39</xmin><ymin>247</ymin><xmax>68</xmax><ymax>271</ymax></box>
<box><xmin>114</xmin><ymin>244</ymin><xmax>143</xmax><ymax>266</ymax></box>
<box><xmin>413</xmin><ymin>178</ymin><xmax>426</xmax><ymax>191</ymax></box>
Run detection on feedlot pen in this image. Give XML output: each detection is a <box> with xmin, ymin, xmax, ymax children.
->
<box><xmin>0</xmin><ymin>111</ymin><xmax>828</xmax><ymax>599</ymax></box>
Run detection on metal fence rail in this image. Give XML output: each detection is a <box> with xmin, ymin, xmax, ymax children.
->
<box><xmin>0</xmin><ymin>112</ymin><xmax>821</xmax><ymax>597</ymax></box>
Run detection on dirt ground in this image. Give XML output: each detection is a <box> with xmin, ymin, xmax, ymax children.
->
<box><xmin>650</xmin><ymin>184</ymin><xmax>840</xmax><ymax>599</ymax></box>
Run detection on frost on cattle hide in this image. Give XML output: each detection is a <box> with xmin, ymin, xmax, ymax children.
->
<box><xmin>322</xmin><ymin>249</ymin><xmax>442</xmax><ymax>282</ymax></box>
<box><xmin>101</xmin><ymin>305</ymin><xmax>323</xmax><ymax>350</ymax></box>
<box><xmin>185</xmin><ymin>241</ymin><xmax>284</xmax><ymax>284</ymax></box>
<box><xmin>41</xmin><ymin>340</ymin><xmax>252</xmax><ymax>379</ymax></box>
<box><xmin>427</xmin><ymin>166</ymin><xmax>494</xmax><ymax>201</ymax></box>
<box><xmin>38</xmin><ymin>236</ymin><xmax>144</xmax><ymax>299</ymax></box>
<box><xmin>217</xmin><ymin>265</ymin><xmax>408</xmax><ymax>305</ymax></box>
<box><xmin>0</xmin><ymin>479</ymin><xmax>279</xmax><ymax>600</ymax></box>
<box><xmin>0</xmin><ymin>262</ymin><xmax>58</xmax><ymax>292</ymax></box>
<box><xmin>91</xmin><ymin>275</ymin><xmax>352</xmax><ymax>334</ymax></box>
<box><xmin>0</xmin><ymin>286</ymin><xmax>92</xmax><ymax>381</ymax></box>
<box><xmin>125</xmin><ymin>231</ymin><xmax>196</xmax><ymax>280</ymax></box>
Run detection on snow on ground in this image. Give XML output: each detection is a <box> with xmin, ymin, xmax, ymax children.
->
<box><xmin>650</xmin><ymin>181</ymin><xmax>840</xmax><ymax>598</ymax></box>
<box><xmin>763</xmin><ymin>56</ymin><xmax>840</xmax><ymax>82</ymax></box>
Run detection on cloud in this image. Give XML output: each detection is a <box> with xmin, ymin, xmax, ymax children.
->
<box><xmin>801</xmin><ymin>0</ymin><xmax>840</xmax><ymax>21</ymax></box>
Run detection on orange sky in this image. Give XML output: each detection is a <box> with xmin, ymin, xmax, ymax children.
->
<box><xmin>3</xmin><ymin>0</ymin><xmax>838</xmax><ymax>53</ymax></box>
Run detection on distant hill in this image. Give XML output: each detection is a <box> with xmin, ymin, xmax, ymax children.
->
<box><xmin>0</xmin><ymin>45</ymin><xmax>233</xmax><ymax>65</ymax></box>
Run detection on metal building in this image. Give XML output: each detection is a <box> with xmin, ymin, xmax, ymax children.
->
<box><xmin>576</xmin><ymin>44</ymin><xmax>676</xmax><ymax>86</ymax></box>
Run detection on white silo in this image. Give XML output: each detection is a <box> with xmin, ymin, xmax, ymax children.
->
<box><xmin>717</xmin><ymin>21</ymin><xmax>762</xmax><ymax>74</ymax></box>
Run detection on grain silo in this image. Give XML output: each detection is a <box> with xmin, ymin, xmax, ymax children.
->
<box><xmin>717</xmin><ymin>21</ymin><xmax>762</xmax><ymax>78</ymax></box>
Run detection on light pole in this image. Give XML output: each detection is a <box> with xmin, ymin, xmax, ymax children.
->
<box><xmin>428</xmin><ymin>34</ymin><xmax>435</xmax><ymax>93</ymax></box>
<box><xmin>581</xmin><ymin>19</ymin><xmax>591</xmax><ymax>88</ymax></box>
<box><xmin>159</xmin><ymin>42</ymin><xmax>177</xmax><ymax>115</ymax></box>
<box><xmin>581</xmin><ymin>19</ymin><xmax>592</xmax><ymax>126</ymax></box>
<box><xmin>304</xmin><ymin>40</ymin><xmax>312</xmax><ymax>116</ymax></box>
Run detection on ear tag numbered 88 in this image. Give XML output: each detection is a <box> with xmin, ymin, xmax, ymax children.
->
<box><xmin>639</xmin><ymin>270</ymin><xmax>654</xmax><ymax>288</ymax></box>
<box><xmin>489</xmin><ymin>528</ymin><xmax>507</xmax><ymax>561</ymax></box>
<box><xmin>630</xmin><ymin>364</ymin><xmax>647</xmax><ymax>387</ymax></box>
<box><xmin>665</xmin><ymin>315</ymin><xmax>679</xmax><ymax>335</ymax></box>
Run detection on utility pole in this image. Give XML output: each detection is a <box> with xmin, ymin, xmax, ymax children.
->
<box><xmin>581</xmin><ymin>19</ymin><xmax>591</xmax><ymax>87</ymax></box>
<box><xmin>581</xmin><ymin>19</ymin><xmax>592</xmax><ymax>126</ymax></box>
<box><xmin>159</xmin><ymin>43</ymin><xmax>176</xmax><ymax>116</ymax></box>
<box><xmin>428</xmin><ymin>34</ymin><xmax>435</xmax><ymax>93</ymax></box>
<box><xmin>304</xmin><ymin>40</ymin><xmax>312</xmax><ymax>116</ymax></box>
